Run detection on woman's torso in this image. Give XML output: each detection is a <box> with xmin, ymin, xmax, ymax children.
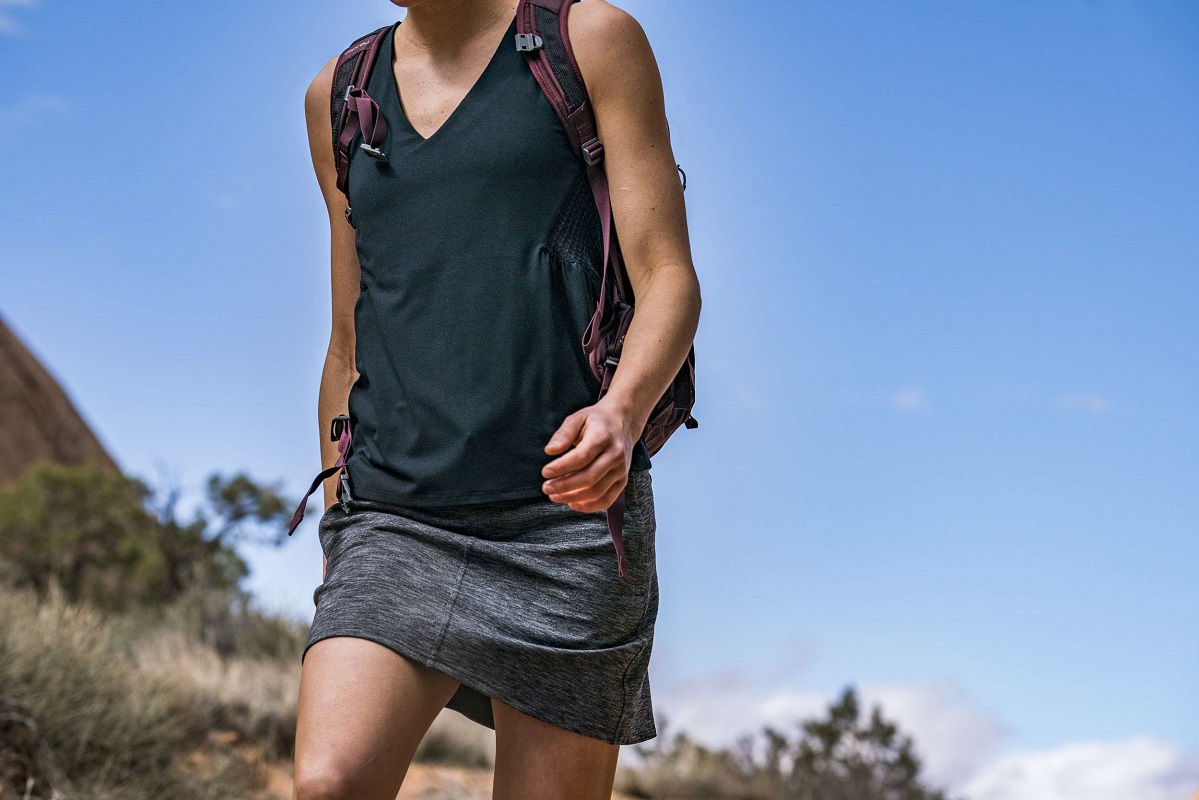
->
<box><xmin>343</xmin><ymin>12</ymin><xmax>650</xmax><ymax>509</ymax></box>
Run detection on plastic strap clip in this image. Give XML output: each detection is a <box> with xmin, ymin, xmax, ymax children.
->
<box><xmin>581</xmin><ymin>136</ymin><xmax>604</xmax><ymax>166</ymax></box>
<box><xmin>514</xmin><ymin>32</ymin><xmax>544</xmax><ymax>52</ymax></box>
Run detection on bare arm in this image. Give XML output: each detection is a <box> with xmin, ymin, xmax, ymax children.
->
<box><xmin>541</xmin><ymin>0</ymin><xmax>703</xmax><ymax>511</ymax></box>
<box><xmin>304</xmin><ymin>56</ymin><xmax>363</xmax><ymax>572</ymax></box>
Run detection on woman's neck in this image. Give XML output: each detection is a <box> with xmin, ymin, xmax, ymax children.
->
<box><xmin>397</xmin><ymin>0</ymin><xmax>518</xmax><ymax>59</ymax></box>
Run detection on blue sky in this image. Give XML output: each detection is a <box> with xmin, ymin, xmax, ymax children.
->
<box><xmin>1</xmin><ymin>1</ymin><xmax>1196</xmax><ymax>796</ymax></box>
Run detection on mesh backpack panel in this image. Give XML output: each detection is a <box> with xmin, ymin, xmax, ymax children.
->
<box><xmin>516</xmin><ymin>0</ymin><xmax>698</xmax><ymax>580</ymax></box>
<box><xmin>547</xmin><ymin>169</ymin><xmax>604</xmax><ymax>285</ymax></box>
<box><xmin>515</xmin><ymin>0</ymin><xmax>698</xmax><ymax>458</ymax></box>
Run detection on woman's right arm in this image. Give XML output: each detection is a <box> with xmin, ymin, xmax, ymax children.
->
<box><xmin>304</xmin><ymin>57</ymin><xmax>362</xmax><ymax>576</ymax></box>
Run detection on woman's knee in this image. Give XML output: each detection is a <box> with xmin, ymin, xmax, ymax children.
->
<box><xmin>293</xmin><ymin>765</ymin><xmax>349</xmax><ymax>800</ymax></box>
<box><xmin>294</xmin><ymin>761</ymin><xmax>386</xmax><ymax>800</ymax></box>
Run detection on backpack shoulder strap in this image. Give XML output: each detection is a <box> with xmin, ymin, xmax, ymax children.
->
<box><xmin>518</xmin><ymin>0</ymin><xmax>641</xmax><ymax>579</ymax></box>
<box><xmin>516</xmin><ymin>0</ymin><xmax>624</xmax><ymax>311</ymax></box>
<box><xmin>330</xmin><ymin>24</ymin><xmax>394</xmax><ymax>222</ymax></box>
<box><xmin>515</xmin><ymin>0</ymin><xmax>604</xmax><ymax>167</ymax></box>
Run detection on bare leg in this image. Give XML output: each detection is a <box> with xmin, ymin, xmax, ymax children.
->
<box><xmin>490</xmin><ymin>698</ymin><xmax>621</xmax><ymax>800</ymax></box>
<box><xmin>293</xmin><ymin>636</ymin><xmax>462</xmax><ymax>800</ymax></box>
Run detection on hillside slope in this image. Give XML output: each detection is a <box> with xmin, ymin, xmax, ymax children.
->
<box><xmin>0</xmin><ymin>310</ymin><xmax>119</xmax><ymax>484</ymax></box>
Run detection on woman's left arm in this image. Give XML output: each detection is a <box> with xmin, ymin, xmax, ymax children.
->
<box><xmin>542</xmin><ymin>0</ymin><xmax>702</xmax><ymax>512</ymax></box>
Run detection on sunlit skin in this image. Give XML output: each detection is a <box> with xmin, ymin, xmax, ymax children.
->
<box><xmin>293</xmin><ymin>2</ymin><xmax>700</xmax><ymax>799</ymax></box>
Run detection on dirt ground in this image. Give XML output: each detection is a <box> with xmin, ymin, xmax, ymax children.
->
<box><xmin>257</xmin><ymin>758</ymin><xmax>637</xmax><ymax>800</ymax></box>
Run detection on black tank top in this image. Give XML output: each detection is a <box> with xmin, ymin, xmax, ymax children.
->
<box><xmin>344</xmin><ymin>12</ymin><xmax>651</xmax><ymax>508</ymax></box>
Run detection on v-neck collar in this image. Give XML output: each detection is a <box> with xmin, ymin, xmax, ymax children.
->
<box><xmin>386</xmin><ymin>12</ymin><xmax>517</xmax><ymax>144</ymax></box>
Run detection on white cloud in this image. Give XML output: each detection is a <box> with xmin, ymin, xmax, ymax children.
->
<box><xmin>861</xmin><ymin>679</ymin><xmax>1011</xmax><ymax>789</ymax></box>
<box><xmin>653</xmin><ymin>674</ymin><xmax>1005</xmax><ymax>791</ymax></box>
<box><xmin>651</xmin><ymin>671</ymin><xmax>1199</xmax><ymax>800</ymax></box>
<box><xmin>961</xmin><ymin>737</ymin><xmax>1199</xmax><ymax>800</ymax></box>
<box><xmin>1051</xmin><ymin>392</ymin><xmax>1111</xmax><ymax>415</ymax></box>
<box><xmin>736</xmin><ymin>384</ymin><xmax>766</xmax><ymax>412</ymax></box>
<box><xmin>0</xmin><ymin>94</ymin><xmax>69</xmax><ymax>139</ymax></box>
<box><xmin>840</xmin><ymin>385</ymin><xmax>929</xmax><ymax>411</ymax></box>
<box><xmin>210</xmin><ymin>192</ymin><xmax>245</xmax><ymax>213</ymax></box>
<box><xmin>653</xmin><ymin>672</ymin><xmax>829</xmax><ymax>749</ymax></box>
<box><xmin>892</xmin><ymin>386</ymin><xmax>927</xmax><ymax>411</ymax></box>
<box><xmin>0</xmin><ymin>0</ymin><xmax>38</xmax><ymax>36</ymax></box>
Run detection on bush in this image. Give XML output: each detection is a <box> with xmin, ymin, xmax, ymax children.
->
<box><xmin>0</xmin><ymin>460</ymin><xmax>302</xmax><ymax>614</ymax></box>
<box><xmin>0</xmin><ymin>461</ymin><xmax>171</xmax><ymax>611</ymax></box>
<box><xmin>0</xmin><ymin>585</ymin><xmax>262</xmax><ymax>799</ymax></box>
<box><xmin>619</xmin><ymin>687</ymin><xmax>959</xmax><ymax>800</ymax></box>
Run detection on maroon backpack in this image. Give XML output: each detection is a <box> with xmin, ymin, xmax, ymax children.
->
<box><xmin>288</xmin><ymin>0</ymin><xmax>698</xmax><ymax>581</ymax></box>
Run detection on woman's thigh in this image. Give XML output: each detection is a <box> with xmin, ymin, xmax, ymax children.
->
<box><xmin>490</xmin><ymin>698</ymin><xmax>621</xmax><ymax>800</ymax></box>
<box><xmin>294</xmin><ymin>635</ymin><xmax>462</xmax><ymax>800</ymax></box>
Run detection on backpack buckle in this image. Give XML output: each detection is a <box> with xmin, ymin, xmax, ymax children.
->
<box><xmin>359</xmin><ymin>142</ymin><xmax>387</xmax><ymax>160</ymax></box>
<box><xmin>514</xmin><ymin>33</ymin><xmax>544</xmax><ymax>52</ymax></box>
<box><xmin>338</xmin><ymin>469</ymin><xmax>353</xmax><ymax>512</ymax></box>
<box><xmin>581</xmin><ymin>137</ymin><xmax>604</xmax><ymax>166</ymax></box>
<box><xmin>330</xmin><ymin>414</ymin><xmax>351</xmax><ymax>442</ymax></box>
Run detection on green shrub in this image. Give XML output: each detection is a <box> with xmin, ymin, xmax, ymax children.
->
<box><xmin>0</xmin><ymin>460</ymin><xmax>302</xmax><ymax>615</ymax></box>
<box><xmin>0</xmin><ymin>585</ymin><xmax>262</xmax><ymax>799</ymax></box>
<box><xmin>620</xmin><ymin>687</ymin><xmax>959</xmax><ymax>800</ymax></box>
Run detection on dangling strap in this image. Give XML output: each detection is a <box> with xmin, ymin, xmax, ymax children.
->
<box><xmin>331</xmin><ymin>23</ymin><xmax>394</xmax><ymax>198</ymax></box>
<box><xmin>287</xmin><ymin>415</ymin><xmax>352</xmax><ymax>536</ymax></box>
<box><xmin>608</xmin><ymin>486</ymin><xmax>629</xmax><ymax>580</ymax></box>
<box><xmin>516</xmin><ymin>0</ymin><xmax>631</xmax><ymax>580</ymax></box>
<box><xmin>342</xmin><ymin>85</ymin><xmax>389</xmax><ymax>164</ymax></box>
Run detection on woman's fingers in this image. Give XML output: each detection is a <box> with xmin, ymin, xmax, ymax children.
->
<box><xmin>549</xmin><ymin>465</ymin><xmax>627</xmax><ymax>512</ymax></box>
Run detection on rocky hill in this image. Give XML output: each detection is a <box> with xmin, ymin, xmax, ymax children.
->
<box><xmin>0</xmin><ymin>310</ymin><xmax>119</xmax><ymax>484</ymax></box>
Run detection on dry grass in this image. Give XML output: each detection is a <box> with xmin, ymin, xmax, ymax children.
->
<box><xmin>614</xmin><ymin>733</ymin><xmax>774</xmax><ymax>800</ymax></box>
<box><xmin>0</xmin><ymin>581</ymin><xmax>509</xmax><ymax>799</ymax></box>
<box><xmin>0</xmin><ymin>579</ymin><xmax>751</xmax><ymax>800</ymax></box>
<box><xmin>0</xmin><ymin>584</ymin><xmax>261</xmax><ymax>799</ymax></box>
<box><xmin>130</xmin><ymin>626</ymin><xmax>300</xmax><ymax>761</ymax></box>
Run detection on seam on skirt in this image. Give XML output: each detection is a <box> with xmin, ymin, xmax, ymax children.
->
<box><xmin>635</xmin><ymin>472</ymin><xmax>650</xmax><ymax>530</ymax></box>
<box><xmin>425</xmin><ymin>647</ymin><xmax>626</xmax><ymax>745</ymax></box>
<box><xmin>613</xmin><ymin>471</ymin><xmax>655</xmax><ymax>739</ymax></box>
<box><xmin>613</xmin><ymin>556</ymin><xmax>655</xmax><ymax>740</ymax></box>
<box><xmin>431</xmin><ymin>539</ymin><xmax>474</xmax><ymax>664</ymax></box>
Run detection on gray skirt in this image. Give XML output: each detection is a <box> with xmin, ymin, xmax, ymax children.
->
<box><xmin>301</xmin><ymin>468</ymin><xmax>658</xmax><ymax>745</ymax></box>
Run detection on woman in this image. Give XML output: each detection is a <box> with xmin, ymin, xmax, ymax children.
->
<box><xmin>294</xmin><ymin>0</ymin><xmax>701</xmax><ymax>797</ymax></box>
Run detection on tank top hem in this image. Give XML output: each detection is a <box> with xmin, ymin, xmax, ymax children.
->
<box><xmin>348</xmin><ymin>471</ymin><xmax>553</xmax><ymax>508</ymax></box>
<box><xmin>347</xmin><ymin>463</ymin><xmax>651</xmax><ymax>510</ymax></box>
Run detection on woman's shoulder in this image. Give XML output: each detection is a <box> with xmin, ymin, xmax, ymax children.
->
<box><xmin>567</xmin><ymin>0</ymin><xmax>661</xmax><ymax>108</ymax></box>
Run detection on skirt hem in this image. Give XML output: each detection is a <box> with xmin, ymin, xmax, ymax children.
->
<box><xmin>302</xmin><ymin>629</ymin><xmax>657</xmax><ymax>746</ymax></box>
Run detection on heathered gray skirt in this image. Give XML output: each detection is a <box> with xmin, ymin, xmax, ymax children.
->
<box><xmin>301</xmin><ymin>468</ymin><xmax>658</xmax><ymax>745</ymax></box>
